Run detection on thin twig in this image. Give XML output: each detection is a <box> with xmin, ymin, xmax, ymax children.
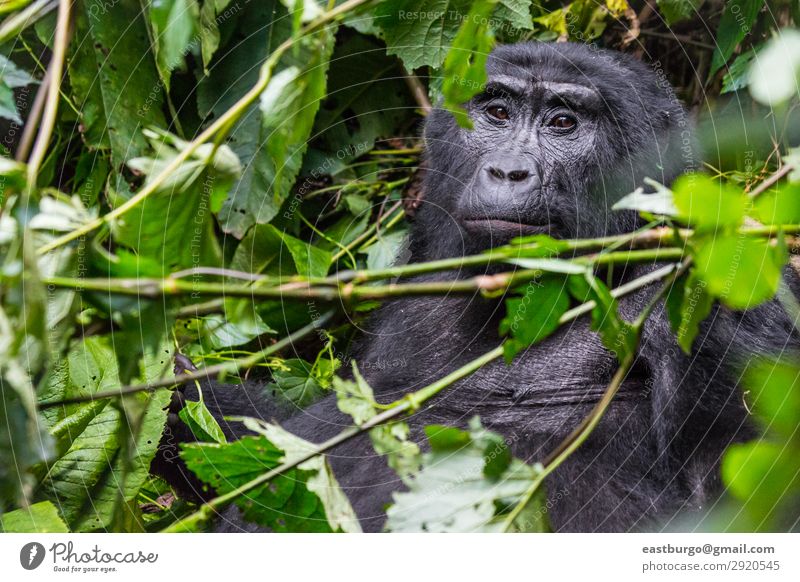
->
<box><xmin>23</xmin><ymin>0</ymin><xmax>71</xmax><ymax>194</ymax></box>
<box><xmin>39</xmin><ymin>311</ymin><xmax>336</xmax><ymax>409</ymax></box>
<box><xmin>748</xmin><ymin>164</ymin><xmax>794</xmax><ymax>199</ymax></box>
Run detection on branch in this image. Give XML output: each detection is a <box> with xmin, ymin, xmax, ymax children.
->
<box><xmin>159</xmin><ymin>264</ymin><xmax>677</xmax><ymax>532</ymax></box>
<box><xmin>42</xmin><ymin>247</ymin><xmax>685</xmax><ymax>301</ymax></box>
<box><xmin>38</xmin><ymin>311</ymin><xmax>336</xmax><ymax>409</ymax></box>
<box><xmin>23</xmin><ymin>0</ymin><xmax>70</xmax><ymax>194</ymax></box>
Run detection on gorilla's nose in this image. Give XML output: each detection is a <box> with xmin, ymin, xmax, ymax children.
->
<box><xmin>487</xmin><ymin>165</ymin><xmax>529</xmax><ymax>183</ymax></box>
<box><xmin>481</xmin><ymin>155</ymin><xmax>540</xmax><ymax>189</ymax></box>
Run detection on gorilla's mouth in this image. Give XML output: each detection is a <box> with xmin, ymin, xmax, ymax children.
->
<box><xmin>462</xmin><ymin>218</ymin><xmax>553</xmax><ymax>236</ymax></box>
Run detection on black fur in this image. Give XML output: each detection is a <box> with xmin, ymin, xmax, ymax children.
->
<box><xmin>152</xmin><ymin>42</ymin><xmax>799</xmax><ymax>532</ymax></box>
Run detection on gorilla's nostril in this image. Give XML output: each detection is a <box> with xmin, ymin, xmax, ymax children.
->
<box><xmin>508</xmin><ymin>170</ymin><xmax>529</xmax><ymax>182</ymax></box>
<box><xmin>487</xmin><ymin>167</ymin><xmax>505</xmax><ymax>180</ymax></box>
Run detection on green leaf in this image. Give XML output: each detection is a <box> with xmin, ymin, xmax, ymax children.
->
<box><xmin>693</xmin><ymin>234</ymin><xmax>787</xmax><ymax>309</ymax></box>
<box><xmin>179</xmin><ymin>398</ymin><xmax>227</xmax><ymax>444</ymax></box>
<box><xmin>266</xmin><ymin>358</ymin><xmax>326</xmax><ymax>408</ymax></box>
<box><xmin>665</xmin><ymin>271</ymin><xmax>714</xmax><ymax>354</ymax></box>
<box><xmin>0</xmin><ymin>501</ymin><xmax>69</xmax><ymax>533</ymax></box>
<box><xmin>612</xmin><ymin>182</ymin><xmax>678</xmax><ymax>216</ymax></box>
<box><xmin>252</xmin><ymin>224</ymin><xmax>332</xmax><ymax>278</ymax></box>
<box><xmin>722</xmin><ymin>440</ymin><xmax>800</xmax><ymax>527</ymax></box>
<box><xmin>0</xmin><ymin>55</ymin><xmax>37</xmax><ymax>124</ymax></box>
<box><xmin>211</xmin><ymin>4</ymin><xmax>335</xmax><ymax>237</ymax></box>
<box><xmin>334</xmin><ymin>364</ymin><xmax>378</xmax><ymax>426</ymax></box>
<box><xmin>68</xmin><ymin>0</ymin><xmax>167</xmax><ymax>166</ymax></box>
<box><xmin>188</xmin><ymin>298</ymin><xmax>275</xmax><ymax>350</ymax></box>
<box><xmin>386</xmin><ymin>419</ymin><xmax>545</xmax><ymax>532</ymax></box>
<box><xmin>364</xmin><ymin>229</ymin><xmax>408</xmax><ymax>270</ymax></box>
<box><xmin>374</xmin><ymin>0</ymin><xmax>473</xmax><ymax>71</ymax></box>
<box><xmin>494</xmin><ymin>0</ymin><xmax>534</xmax><ymax>30</ymax></box>
<box><xmin>114</xmin><ymin>129</ymin><xmax>240</xmax><ymax>271</ymax></box>
<box><xmin>656</xmin><ymin>0</ymin><xmax>703</xmax><ymax>25</ymax></box>
<box><xmin>312</xmin><ymin>33</ymin><xmax>417</xmax><ymax>164</ymax></box>
<box><xmin>507</xmin><ymin>233</ymin><xmax>571</xmax><ymax>256</ymax></box>
<box><xmin>38</xmin><ymin>337</ymin><xmax>171</xmax><ymax>531</ymax></box>
<box><xmin>721</xmin><ymin>46</ymin><xmax>760</xmax><ymax>94</ymax></box>
<box><xmin>335</xmin><ymin>364</ymin><xmax>421</xmax><ymax>480</ymax></box>
<box><xmin>749</xmin><ymin>30</ymin><xmax>800</xmax><ymax>106</ymax></box>
<box><xmin>441</xmin><ymin>0</ymin><xmax>498</xmax><ymax>128</ymax></box>
<box><xmin>198</xmin><ymin>0</ymin><xmax>237</xmax><ymax>71</ymax></box>
<box><xmin>709</xmin><ymin>0</ymin><xmax>761</xmax><ymax>78</ymax></box>
<box><xmin>500</xmin><ymin>276</ymin><xmax>570</xmax><ymax>362</ymax></box>
<box><xmin>753</xmin><ymin>183</ymin><xmax>800</xmax><ymax>225</ymax></box>
<box><xmin>148</xmin><ymin>0</ymin><xmax>199</xmax><ymax>90</ymax></box>
<box><xmin>182</xmin><ymin>418</ymin><xmax>361</xmax><ymax>532</ymax></box>
<box><xmin>744</xmin><ymin>358</ymin><xmax>800</xmax><ymax>438</ymax></box>
<box><xmin>568</xmin><ymin>273</ymin><xmax>638</xmax><ymax>362</ymax></box>
<box><xmin>672</xmin><ymin>173</ymin><xmax>746</xmax><ymax>231</ymax></box>
<box><xmin>241</xmin><ymin>418</ymin><xmax>361</xmax><ymax>532</ymax></box>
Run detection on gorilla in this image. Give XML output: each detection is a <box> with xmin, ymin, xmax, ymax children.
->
<box><xmin>152</xmin><ymin>42</ymin><xmax>800</xmax><ymax>532</ymax></box>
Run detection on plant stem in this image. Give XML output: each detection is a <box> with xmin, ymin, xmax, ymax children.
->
<box><xmin>38</xmin><ymin>311</ymin><xmax>336</xmax><ymax>409</ymax></box>
<box><xmin>35</xmin><ymin>0</ymin><xmax>377</xmax><ymax>256</ymax></box>
<box><xmin>42</xmin><ymin>247</ymin><xmax>683</xmax><ymax>301</ymax></box>
<box><xmin>23</xmin><ymin>0</ymin><xmax>70</xmax><ymax>195</ymax></box>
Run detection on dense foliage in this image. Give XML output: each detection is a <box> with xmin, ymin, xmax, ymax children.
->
<box><xmin>0</xmin><ymin>0</ymin><xmax>799</xmax><ymax>533</ymax></box>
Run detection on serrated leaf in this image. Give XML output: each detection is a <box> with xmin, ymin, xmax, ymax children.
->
<box><xmin>335</xmin><ymin>364</ymin><xmax>420</xmax><ymax>479</ymax></box>
<box><xmin>211</xmin><ymin>3</ymin><xmax>335</xmax><ymax>237</ymax></box>
<box><xmin>68</xmin><ymin>1</ymin><xmax>167</xmax><ymax>165</ymax></box>
<box><xmin>266</xmin><ymin>358</ymin><xmax>326</xmax><ymax>408</ymax></box>
<box><xmin>374</xmin><ymin>0</ymin><xmax>473</xmax><ymax>71</ymax></box>
<box><xmin>364</xmin><ymin>229</ymin><xmax>407</xmax><ymax>270</ymax></box>
<box><xmin>386</xmin><ymin>420</ymin><xmax>544</xmax><ymax>532</ymax></box>
<box><xmin>182</xmin><ymin>420</ymin><xmax>360</xmax><ymax>532</ymax></box>
<box><xmin>38</xmin><ymin>337</ymin><xmax>172</xmax><ymax>531</ymax></box>
<box><xmin>241</xmin><ymin>418</ymin><xmax>361</xmax><ymax>532</ymax></box>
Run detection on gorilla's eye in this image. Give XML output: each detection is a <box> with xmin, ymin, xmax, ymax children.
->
<box><xmin>486</xmin><ymin>105</ymin><xmax>509</xmax><ymax>121</ymax></box>
<box><xmin>549</xmin><ymin>114</ymin><xmax>577</xmax><ymax>130</ymax></box>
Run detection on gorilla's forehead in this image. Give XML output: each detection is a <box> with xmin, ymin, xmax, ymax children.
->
<box><xmin>487</xmin><ymin>74</ymin><xmax>602</xmax><ymax>109</ymax></box>
<box><xmin>485</xmin><ymin>41</ymin><xmax>660</xmax><ymax>104</ymax></box>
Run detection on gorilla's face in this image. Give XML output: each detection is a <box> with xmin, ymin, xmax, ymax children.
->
<box><xmin>459</xmin><ymin>76</ymin><xmax>601</xmax><ymax>242</ymax></box>
<box><xmin>416</xmin><ymin>42</ymin><xmax>694</xmax><ymax>259</ymax></box>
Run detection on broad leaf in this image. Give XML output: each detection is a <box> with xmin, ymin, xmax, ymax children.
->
<box><xmin>0</xmin><ymin>501</ymin><xmax>69</xmax><ymax>533</ymax></box>
<box><xmin>709</xmin><ymin>0</ymin><xmax>761</xmax><ymax>78</ymax></box>
<box><xmin>386</xmin><ymin>419</ymin><xmax>546</xmax><ymax>532</ymax></box>
<box><xmin>500</xmin><ymin>276</ymin><xmax>571</xmax><ymax>362</ymax></box>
